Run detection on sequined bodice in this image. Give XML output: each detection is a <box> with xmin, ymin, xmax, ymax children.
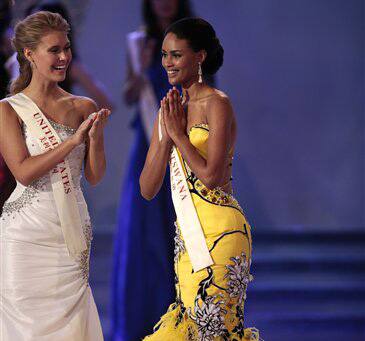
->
<box><xmin>1</xmin><ymin>98</ymin><xmax>92</xmax><ymax>288</ymax></box>
<box><xmin>21</xmin><ymin>120</ymin><xmax>85</xmax><ymax>191</ymax></box>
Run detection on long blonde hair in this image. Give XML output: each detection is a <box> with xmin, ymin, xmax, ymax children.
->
<box><xmin>10</xmin><ymin>11</ymin><xmax>70</xmax><ymax>95</ymax></box>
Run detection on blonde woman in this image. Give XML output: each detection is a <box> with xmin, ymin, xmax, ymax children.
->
<box><xmin>0</xmin><ymin>12</ymin><xmax>109</xmax><ymax>340</ymax></box>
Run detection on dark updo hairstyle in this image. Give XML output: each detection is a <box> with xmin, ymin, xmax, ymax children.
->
<box><xmin>165</xmin><ymin>18</ymin><xmax>224</xmax><ymax>75</ymax></box>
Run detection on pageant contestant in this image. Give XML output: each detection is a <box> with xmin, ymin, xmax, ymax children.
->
<box><xmin>112</xmin><ymin>1</ymin><xmax>193</xmax><ymax>340</ymax></box>
<box><xmin>0</xmin><ymin>12</ymin><xmax>108</xmax><ymax>340</ymax></box>
<box><xmin>140</xmin><ymin>18</ymin><xmax>261</xmax><ymax>340</ymax></box>
<box><xmin>5</xmin><ymin>1</ymin><xmax>114</xmax><ymax>110</ymax></box>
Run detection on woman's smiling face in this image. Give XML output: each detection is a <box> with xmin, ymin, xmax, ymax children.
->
<box><xmin>25</xmin><ymin>30</ymin><xmax>72</xmax><ymax>83</ymax></box>
<box><xmin>162</xmin><ymin>32</ymin><xmax>203</xmax><ymax>87</ymax></box>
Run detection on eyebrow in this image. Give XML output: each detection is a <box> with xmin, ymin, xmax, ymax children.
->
<box><xmin>47</xmin><ymin>42</ymin><xmax>71</xmax><ymax>50</ymax></box>
<box><xmin>161</xmin><ymin>49</ymin><xmax>183</xmax><ymax>53</ymax></box>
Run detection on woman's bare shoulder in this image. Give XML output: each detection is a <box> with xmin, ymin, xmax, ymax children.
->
<box><xmin>0</xmin><ymin>98</ymin><xmax>19</xmax><ymax>117</ymax></box>
<box><xmin>61</xmin><ymin>93</ymin><xmax>98</xmax><ymax>120</ymax></box>
<box><xmin>0</xmin><ymin>98</ymin><xmax>23</xmax><ymax>127</ymax></box>
<box><xmin>205</xmin><ymin>89</ymin><xmax>233</xmax><ymax>118</ymax></box>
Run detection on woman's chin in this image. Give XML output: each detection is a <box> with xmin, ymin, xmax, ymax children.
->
<box><xmin>168</xmin><ymin>79</ymin><xmax>179</xmax><ymax>86</ymax></box>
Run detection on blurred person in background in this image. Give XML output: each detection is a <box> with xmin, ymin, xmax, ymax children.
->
<box><xmin>111</xmin><ymin>1</ymin><xmax>194</xmax><ymax>340</ymax></box>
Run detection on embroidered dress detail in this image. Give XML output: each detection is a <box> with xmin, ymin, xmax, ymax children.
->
<box><xmin>174</xmin><ymin>222</ymin><xmax>186</xmax><ymax>262</ymax></box>
<box><xmin>79</xmin><ymin>220</ymin><xmax>93</xmax><ymax>283</ymax></box>
<box><xmin>146</xmin><ymin>249</ymin><xmax>260</xmax><ymax>340</ymax></box>
<box><xmin>2</xmin><ymin>120</ymin><xmax>78</xmax><ymax>218</ymax></box>
<box><xmin>188</xmin><ymin>174</ymin><xmax>244</xmax><ymax>214</ymax></box>
<box><xmin>48</xmin><ymin>120</ymin><xmax>77</xmax><ymax>135</ymax></box>
<box><xmin>0</xmin><ymin>94</ymin><xmax>103</xmax><ymax>340</ymax></box>
<box><xmin>2</xmin><ymin>185</ymin><xmax>38</xmax><ymax>217</ymax></box>
<box><xmin>225</xmin><ymin>253</ymin><xmax>253</xmax><ymax>304</ymax></box>
<box><xmin>6</xmin><ymin>92</ymin><xmax>87</xmax><ymax>258</ymax></box>
<box><xmin>144</xmin><ymin>120</ymin><xmax>261</xmax><ymax>340</ymax></box>
<box><xmin>188</xmin><ymin>123</ymin><xmax>210</xmax><ymax>135</ymax></box>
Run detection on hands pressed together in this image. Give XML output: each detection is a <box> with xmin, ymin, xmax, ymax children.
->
<box><xmin>160</xmin><ymin>87</ymin><xmax>187</xmax><ymax>143</ymax></box>
<box><xmin>73</xmin><ymin>109</ymin><xmax>111</xmax><ymax>146</ymax></box>
<box><xmin>73</xmin><ymin>85</ymin><xmax>186</xmax><ymax>148</ymax></box>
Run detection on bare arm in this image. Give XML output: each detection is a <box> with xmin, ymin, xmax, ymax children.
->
<box><xmin>0</xmin><ymin>100</ymin><xmax>92</xmax><ymax>187</ymax></box>
<box><xmin>139</xmin><ymin>110</ymin><xmax>173</xmax><ymax>200</ymax></box>
<box><xmin>80</xmin><ymin>99</ymin><xmax>110</xmax><ymax>186</ymax></box>
<box><xmin>165</xmin><ymin>91</ymin><xmax>233</xmax><ymax>189</ymax></box>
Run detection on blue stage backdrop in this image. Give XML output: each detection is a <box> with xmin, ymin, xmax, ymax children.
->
<box><xmin>69</xmin><ymin>0</ymin><xmax>363</xmax><ymax>231</ymax></box>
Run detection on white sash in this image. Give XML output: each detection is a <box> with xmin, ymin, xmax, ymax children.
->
<box><xmin>6</xmin><ymin>93</ymin><xmax>87</xmax><ymax>258</ymax></box>
<box><xmin>127</xmin><ymin>31</ymin><xmax>159</xmax><ymax>140</ymax></box>
<box><xmin>158</xmin><ymin>113</ymin><xmax>213</xmax><ymax>272</ymax></box>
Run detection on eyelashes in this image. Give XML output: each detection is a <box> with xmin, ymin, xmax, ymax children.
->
<box><xmin>49</xmin><ymin>46</ymin><xmax>71</xmax><ymax>53</ymax></box>
<box><xmin>161</xmin><ymin>53</ymin><xmax>182</xmax><ymax>59</ymax></box>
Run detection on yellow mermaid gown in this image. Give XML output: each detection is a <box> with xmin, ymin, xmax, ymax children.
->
<box><xmin>144</xmin><ymin>124</ymin><xmax>261</xmax><ymax>341</ymax></box>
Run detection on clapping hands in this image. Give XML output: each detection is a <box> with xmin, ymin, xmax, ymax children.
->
<box><xmin>73</xmin><ymin>109</ymin><xmax>111</xmax><ymax>146</ymax></box>
<box><xmin>88</xmin><ymin>109</ymin><xmax>111</xmax><ymax>140</ymax></box>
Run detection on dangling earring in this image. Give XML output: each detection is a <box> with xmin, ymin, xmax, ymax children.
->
<box><xmin>198</xmin><ymin>62</ymin><xmax>203</xmax><ymax>83</ymax></box>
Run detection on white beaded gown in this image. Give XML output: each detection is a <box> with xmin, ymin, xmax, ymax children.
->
<box><xmin>0</xmin><ymin>116</ymin><xmax>103</xmax><ymax>340</ymax></box>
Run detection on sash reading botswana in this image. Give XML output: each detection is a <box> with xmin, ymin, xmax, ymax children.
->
<box><xmin>6</xmin><ymin>93</ymin><xmax>87</xmax><ymax>258</ymax></box>
<box><xmin>158</xmin><ymin>111</ymin><xmax>213</xmax><ymax>272</ymax></box>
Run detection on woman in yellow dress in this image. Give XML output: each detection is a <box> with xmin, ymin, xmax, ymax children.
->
<box><xmin>140</xmin><ymin>18</ymin><xmax>261</xmax><ymax>340</ymax></box>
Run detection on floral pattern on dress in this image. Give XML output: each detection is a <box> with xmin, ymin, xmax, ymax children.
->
<box><xmin>174</xmin><ymin>222</ymin><xmax>186</xmax><ymax>263</ymax></box>
<box><xmin>189</xmin><ymin>294</ymin><xmax>229</xmax><ymax>341</ymax></box>
<box><xmin>231</xmin><ymin>305</ymin><xmax>245</xmax><ymax>338</ymax></box>
<box><xmin>169</xmin><ymin>247</ymin><xmax>256</xmax><ymax>340</ymax></box>
<box><xmin>224</xmin><ymin>253</ymin><xmax>253</xmax><ymax>305</ymax></box>
<box><xmin>145</xmin><ymin>123</ymin><xmax>261</xmax><ymax>341</ymax></box>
